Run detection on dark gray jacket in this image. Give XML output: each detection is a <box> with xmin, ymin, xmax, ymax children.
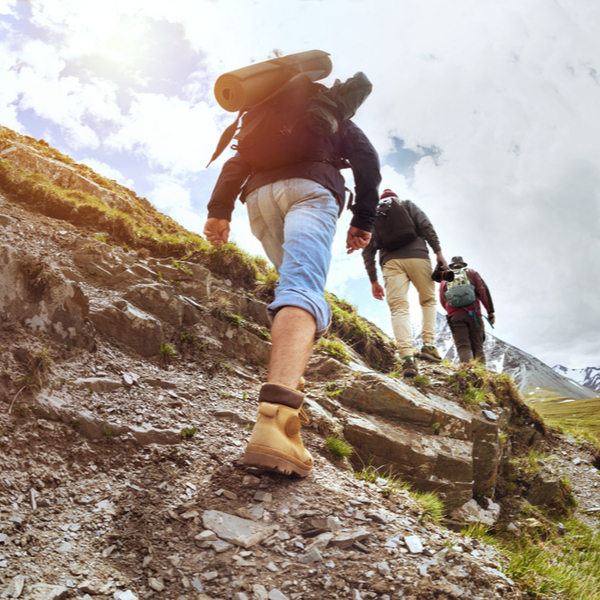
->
<box><xmin>362</xmin><ymin>198</ymin><xmax>441</xmax><ymax>282</ymax></box>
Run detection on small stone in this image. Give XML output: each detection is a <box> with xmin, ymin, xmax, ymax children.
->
<box><xmin>211</xmin><ymin>539</ymin><xmax>232</xmax><ymax>553</ymax></box>
<box><xmin>3</xmin><ymin>574</ymin><xmax>25</xmax><ymax>598</ymax></box>
<box><xmin>202</xmin><ymin>571</ymin><xmax>218</xmax><ymax>581</ymax></box>
<box><xmin>268</xmin><ymin>590</ymin><xmax>288</xmax><ymax>600</ymax></box>
<box><xmin>223</xmin><ymin>490</ymin><xmax>238</xmax><ymax>500</ymax></box>
<box><xmin>22</xmin><ymin>584</ymin><xmax>68</xmax><ymax>600</ymax></box>
<box><xmin>57</xmin><ymin>542</ymin><xmax>73</xmax><ymax>553</ymax></box>
<box><xmin>115</xmin><ymin>591</ymin><xmax>137</xmax><ymax>600</ymax></box>
<box><xmin>404</xmin><ymin>536</ymin><xmax>424</xmax><ymax>554</ymax></box>
<box><xmin>482</xmin><ymin>410</ymin><xmax>497</xmax><ymax>421</ymax></box>
<box><xmin>195</xmin><ymin>530</ymin><xmax>217</xmax><ymax>542</ymax></box>
<box><xmin>78</xmin><ymin>581</ymin><xmax>102</xmax><ymax>594</ymax></box>
<box><xmin>191</xmin><ymin>578</ymin><xmax>203</xmax><ymax>592</ymax></box>
<box><xmin>181</xmin><ymin>510</ymin><xmax>199</xmax><ymax>519</ymax></box>
<box><xmin>249</xmin><ymin>504</ymin><xmax>265</xmax><ymax>520</ymax></box>
<box><xmin>232</xmin><ymin>593</ymin><xmax>249</xmax><ymax>600</ymax></box>
<box><xmin>252</xmin><ymin>584</ymin><xmax>269</xmax><ymax>600</ymax></box>
<box><xmin>142</xmin><ymin>555</ymin><xmax>152</xmax><ymax>567</ymax></box>
<box><xmin>103</xmin><ymin>545</ymin><xmax>117</xmax><ymax>557</ymax></box>
<box><xmin>148</xmin><ymin>577</ymin><xmax>165</xmax><ymax>592</ymax></box>
<box><xmin>298</xmin><ymin>547</ymin><xmax>322</xmax><ymax>564</ymax></box>
<box><xmin>167</xmin><ymin>554</ymin><xmax>180</xmax><ymax>567</ymax></box>
<box><xmin>254</xmin><ymin>491</ymin><xmax>273</xmax><ymax>503</ymax></box>
<box><xmin>75</xmin><ymin>495</ymin><xmax>94</xmax><ymax>505</ymax></box>
<box><xmin>266</xmin><ymin>562</ymin><xmax>279</xmax><ymax>572</ymax></box>
<box><xmin>242</xmin><ymin>475</ymin><xmax>261</xmax><ymax>487</ymax></box>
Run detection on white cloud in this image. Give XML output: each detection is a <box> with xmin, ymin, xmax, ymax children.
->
<box><xmin>106</xmin><ymin>93</ymin><xmax>221</xmax><ymax>173</ymax></box>
<box><xmin>147</xmin><ymin>174</ymin><xmax>192</xmax><ymax>213</ymax></box>
<box><xmin>0</xmin><ymin>0</ymin><xmax>15</xmax><ymax>16</ymax></box>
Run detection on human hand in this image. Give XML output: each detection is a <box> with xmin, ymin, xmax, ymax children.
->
<box><xmin>488</xmin><ymin>313</ymin><xmax>496</xmax><ymax>325</ymax></box>
<box><xmin>346</xmin><ymin>227</ymin><xmax>371</xmax><ymax>254</ymax></box>
<box><xmin>435</xmin><ymin>251</ymin><xmax>449</xmax><ymax>270</ymax></box>
<box><xmin>372</xmin><ymin>281</ymin><xmax>385</xmax><ymax>300</ymax></box>
<box><xmin>203</xmin><ymin>218</ymin><xmax>230</xmax><ymax>248</ymax></box>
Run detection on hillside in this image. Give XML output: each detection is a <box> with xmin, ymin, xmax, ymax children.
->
<box><xmin>2</xmin><ymin>124</ymin><xmax>600</xmax><ymax>600</ymax></box>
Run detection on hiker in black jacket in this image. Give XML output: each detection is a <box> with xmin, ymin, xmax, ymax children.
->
<box><xmin>204</xmin><ymin>115</ymin><xmax>381</xmax><ymax>477</ymax></box>
<box><xmin>362</xmin><ymin>189</ymin><xmax>448</xmax><ymax>378</ymax></box>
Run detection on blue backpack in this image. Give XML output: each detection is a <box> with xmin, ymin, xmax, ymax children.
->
<box><xmin>444</xmin><ymin>268</ymin><xmax>476</xmax><ymax>308</ymax></box>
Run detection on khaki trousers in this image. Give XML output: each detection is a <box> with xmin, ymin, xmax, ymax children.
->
<box><xmin>382</xmin><ymin>258</ymin><xmax>436</xmax><ymax>358</ymax></box>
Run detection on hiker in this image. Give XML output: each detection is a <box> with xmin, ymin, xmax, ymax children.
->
<box><xmin>203</xmin><ymin>73</ymin><xmax>381</xmax><ymax>478</ymax></box>
<box><xmin>433</xmin><ymin>256</ymin><xmax>495</xmax><ymax>364</ymax></box>
<box><xmin>362</xmin><ymin>189</ymin><xmax>448</xmax><ymax>378</ymax></box>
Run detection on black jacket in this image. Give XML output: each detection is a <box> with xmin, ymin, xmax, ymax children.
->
<box><xmin>207</xmin><ymin>120</ymin><xmax>381</xmax><ymax>233</ymax></box>
<box><xmin>362</xmin><ymin>199</ymin><xmax>442</xmax><ymax>282</ymax></box>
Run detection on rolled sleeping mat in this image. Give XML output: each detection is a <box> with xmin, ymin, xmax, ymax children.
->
<box><xmin>214</xmin><ymin>49</ymin><xmax>332</xmax><ymax>112</ymax></box>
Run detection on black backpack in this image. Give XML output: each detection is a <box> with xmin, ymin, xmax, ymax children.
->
<box><xmin>234</xmin><ymin>76</ymin><xmax>327</xmax><ymax>170</ymax></box>
<box><xmin>206</xmin><ymin>72</ymin><xmax>373</xmax><ymax>169</ymax></box>
<box><xmin>207</xmin><ymin>75</ymin><xmax>327</xmax><ymax>169</ymax></box>
<box><xmin>373</xmin><ymin>197</ymin><xmax>418</xmax><ymax>252</ymax></box>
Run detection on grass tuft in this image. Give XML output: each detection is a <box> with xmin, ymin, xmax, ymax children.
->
<box><xmin>325</xmin><ymin>437</ymin><xmax>353</xmax><ymax>459</ymax></box>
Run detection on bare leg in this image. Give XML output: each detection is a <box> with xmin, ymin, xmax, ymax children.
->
<box><xmin>267</xmin><ymin>306</ymin><xmax>316</xmax><ymax>389</ymax></box>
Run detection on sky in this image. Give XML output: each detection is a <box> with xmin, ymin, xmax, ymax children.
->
<box><xmin>1</xmin><ymin>0</ymin><xmax>599</xmax><ymax>369</ymax></box>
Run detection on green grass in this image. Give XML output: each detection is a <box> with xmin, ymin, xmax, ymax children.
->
<box><xmin>325</xmin><ymin>437</ymin><xmax>353</xmax><ymax>458</ymax></box>
<box><xmin>325</xmin><ymin>292</ymin><xmax>396</xmax><ymax>372</ymax></box>
<box><xmin>410</xmin><ymin>490</ymin><xmax>444</xmax><ymax>526</ymax></box>
<box><xmin>528</xmin><ymin>395</ymin><xmax>600</xmax><ymax>443</ymax></box>
<box><xmin>496</xmin><ymin>518</ymin><xmax>600</xmax><ymax>600</ymax></box>
<box><xmin>317</xmin><ymin>336</ymin><xmax>351</xmax><ymax>364</ymax></box>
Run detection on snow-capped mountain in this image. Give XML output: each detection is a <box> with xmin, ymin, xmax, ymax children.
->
<box><xmin>411</xmin><ymin>312</ymin><xmax>598</xmax><ymax>400</ymax></box>
<box><xmin>552</xmin><ymin>365</ymin><xmax>600</xmax><ymax>393</ymax></box>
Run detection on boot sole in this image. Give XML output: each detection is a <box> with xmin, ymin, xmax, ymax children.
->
<box><xmin>243</xmin><ymin>445</ymin><xmax>312</xmax><ymax>478</ymax></box>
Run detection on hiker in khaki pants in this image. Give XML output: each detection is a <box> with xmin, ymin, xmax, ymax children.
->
<box><xmin>363</xmin><ymin>189</ymin><xmax>448</xmax><ymax>377</ymax></box>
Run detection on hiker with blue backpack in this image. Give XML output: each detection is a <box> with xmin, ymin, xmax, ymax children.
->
<box><xmin>433</xmin><ymin>256</ymin><xmax>495</xmax><ymax>364</ymax></box>
<box><xmin>204</xmin><ymin>51</ymin><xmax>381</xmax><ymax>478</ymax></box>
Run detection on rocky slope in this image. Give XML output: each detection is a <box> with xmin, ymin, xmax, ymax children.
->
<box><xmin>1</xmin><ymin>125</ymin><xmax>600</xmax><ymax>600</ymax></box>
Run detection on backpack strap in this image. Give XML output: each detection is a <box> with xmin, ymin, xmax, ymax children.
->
<box><xmin>206</xmin><ymin>111</ymin><xmax>243</xmax><ymax>167</ymax></box>
<box><xmin>467</xmin><ymin>303</ymin><xmax>479</xmax><ymax>328</ymax></box>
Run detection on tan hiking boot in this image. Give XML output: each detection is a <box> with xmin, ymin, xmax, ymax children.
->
<box><xmin>419</xmin><ymin>345</ymin><xmax>442</xmax><ymax>363</ymax></box>
<box><xmin>243</xmin><ymin>383</ymin><xmax>313</xmax><ymax>477</ymax></box>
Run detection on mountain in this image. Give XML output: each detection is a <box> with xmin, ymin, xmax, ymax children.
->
<box><xmin>413</xmin><ymin>312</ymin><xmax>598</xmax><ymax>400</ymax></box>
<box><xmin>552</xmin><ymin>364</ymin><xmax>600</xmax><ymax>393</ymax></box>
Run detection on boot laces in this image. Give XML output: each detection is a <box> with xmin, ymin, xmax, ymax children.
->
<box><xmin>299</xmin><ymin>409</ymin><xmax>310</xmax><ymax>426</ymax></box>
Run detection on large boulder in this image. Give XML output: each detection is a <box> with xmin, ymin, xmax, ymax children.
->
<box><xmin>123</xmin><ymin>283</ymin><xmax>185</xmax><ymax>328</ymax></box>
<box><xmin>0</xmin><ymin>244</ymin><xmax>95</xmax><ymax>351</ymax></box>
<box><xmin>344</xmin><ymin>413</ymin><xmax>473</xmax><ymax>511</ymax></box>
<box><xmin>89</xmin><ymin>299</ymin><xmax>164</xmax><ymax>357</ymax></box>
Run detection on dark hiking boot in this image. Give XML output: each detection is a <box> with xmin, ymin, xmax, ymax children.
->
<box><xmin>401</xmin><ymin>358</ymin><xmax>418</xmax><ymax>378</ymax></box>
<box><xmin>419</xmin><ymin>345</ymin><xmax>442</xmax><ymax>363</ymax></box>
<box><xmin>243</xmin><ymin>383</ymin><xmax>313</xmax><ymax>477</ymax></box>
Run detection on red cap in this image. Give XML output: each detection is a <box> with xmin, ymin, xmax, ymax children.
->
<box><xmin>380</xmin><ymin>189</ymin><xmax>397</xmax><ymax>199</ymax></box>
